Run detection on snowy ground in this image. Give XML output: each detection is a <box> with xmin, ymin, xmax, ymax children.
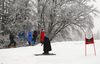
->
<box><xmin>0</xmin><ymin>40</ymin><xmax>100</xmax><ymax>64</ymax></box>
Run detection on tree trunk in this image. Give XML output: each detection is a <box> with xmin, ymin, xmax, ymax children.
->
<box><xmin>1</xmin><ymin>0</ymin><xmax>5</xmax><ymax>36</ymax></box>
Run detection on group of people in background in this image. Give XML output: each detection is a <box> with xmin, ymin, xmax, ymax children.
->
<box><xmin>8</xmin><ymin>29</ymin><xmax>52</xmax><ymax>54</ymax></box>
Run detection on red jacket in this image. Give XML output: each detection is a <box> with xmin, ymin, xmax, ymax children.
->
<box><xmin>40</xmin><ymin>30</ymin><xmax>45</xmax><ymax>42</ymax></box>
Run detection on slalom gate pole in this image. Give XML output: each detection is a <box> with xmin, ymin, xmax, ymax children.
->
<box><xmin>85</xmin><ymin>34</ymin><xmax>96</xmax><ymax>56</ymax></box>
<box><xmin>92</xmin><ymin>34</ymin><xmax>96</xmax><ymax>55</ymax></box>
<box><xmin>85</xmin><ymin>43</ymin><xmax>87</xmax><ymax>56</ymax></box>
<box><xmin>85</xmin><ymin>34</ymin><xmax>87</xmax><ymax>56</ymax></box>
<box><xmin>93</xmin><ymin>43</ymin><xmax>96</xmax><ymax>55</ymax></box>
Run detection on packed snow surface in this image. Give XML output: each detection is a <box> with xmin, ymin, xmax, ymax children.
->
<box><xmin>0</xmin><ymin>40</ymin><xmax>100</xmax><ymax>64</ymax></box>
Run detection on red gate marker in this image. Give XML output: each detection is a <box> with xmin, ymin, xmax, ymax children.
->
<box><xmin>85</xmin><ymin>34</ymin><xmax>96</xmax><ymax>56</ymax></box>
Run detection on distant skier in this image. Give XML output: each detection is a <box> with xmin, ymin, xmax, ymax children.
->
<box><xmin>40</xmin><ymin>29</ymin><xmax>45</xmax><ymax>43</ymax></box>
<box><xmin>27</xmin><ymin>31</ymin><xmax>32</xmax><ymax>46</ymax></box>
<box><xmin>8</xmin><ymin>32</ymin><xmax>17</xmax><ymax>48</ymax></box>
<box><xmin>32</xmin><ymin>30</ymin><xmax>38</xmax><ymax>45</ymax></box>
<box><xmin>42</xmin><ymin>36</ymin><xmax>52</xmax><ymax>54</ymax></box>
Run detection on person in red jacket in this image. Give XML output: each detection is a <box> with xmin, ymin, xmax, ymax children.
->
<box><xmin>40</xmin><ymin>29</ymin><xmax>45</xmax><ymax>43</ymax></box>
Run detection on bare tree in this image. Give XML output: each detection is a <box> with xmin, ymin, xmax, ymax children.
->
<box><xmin>36</xmin><ymin>0</ymin><xmax>99</xmax><ymax>41</ymax></box>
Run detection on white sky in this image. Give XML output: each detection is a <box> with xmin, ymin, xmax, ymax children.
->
<box><xmin>91</xmin><ymin>0</ymin><xmax>100</xmax><ymax>33</ymax></box>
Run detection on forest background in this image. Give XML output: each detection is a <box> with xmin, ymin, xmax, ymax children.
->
<box><xmin>0</xmin><ymin>0</ymin><xmax>100</xmax><ymax>48</ymax></box>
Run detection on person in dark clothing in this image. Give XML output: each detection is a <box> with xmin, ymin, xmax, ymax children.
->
<box><xmin>8</xmin><ymin>33</ymin><xmax>17</xmax><ymax>48</ymax></box>
<box><xmin>42</xmin><ymin>36</ymin><xmax>52</xmax><ymax>54</ymax></box>
<box><xmin>32</xmin><ymin>30</ymin><xmax>38</xmax><ymax>45</ymax></box>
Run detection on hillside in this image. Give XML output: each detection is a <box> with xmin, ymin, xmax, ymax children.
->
<box><xmin>0</xmin><ymin>40</ymin><xmax>100</xmax><ymax>64</ymax></box>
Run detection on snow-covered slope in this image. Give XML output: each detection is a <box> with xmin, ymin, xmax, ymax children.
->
<box><xmin>0</xmin><ymin>40</ymin><xmax>100</xmax><ymax>64</ymax></box>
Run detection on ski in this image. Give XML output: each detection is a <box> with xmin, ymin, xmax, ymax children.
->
<box><xmin>34</xmin><ymin>53</ymin><xmax>56</xmax><ymax>56</ymax></box>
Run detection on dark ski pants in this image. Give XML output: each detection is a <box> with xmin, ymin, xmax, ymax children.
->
<box><xmin>44</xmin><ymin>51</ymin><xmax>49</xmax><ymax>53</ymax></box>
<box><xmin>8</xmin><ymin>40</ymin><xmax>16</xmax><ymax>47</ymax></box>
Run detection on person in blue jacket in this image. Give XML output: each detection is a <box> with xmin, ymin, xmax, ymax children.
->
<box><xmin>28</xmin><ymin>31</ymin><xmax>32</xmax><ymax>45</ymax></box>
